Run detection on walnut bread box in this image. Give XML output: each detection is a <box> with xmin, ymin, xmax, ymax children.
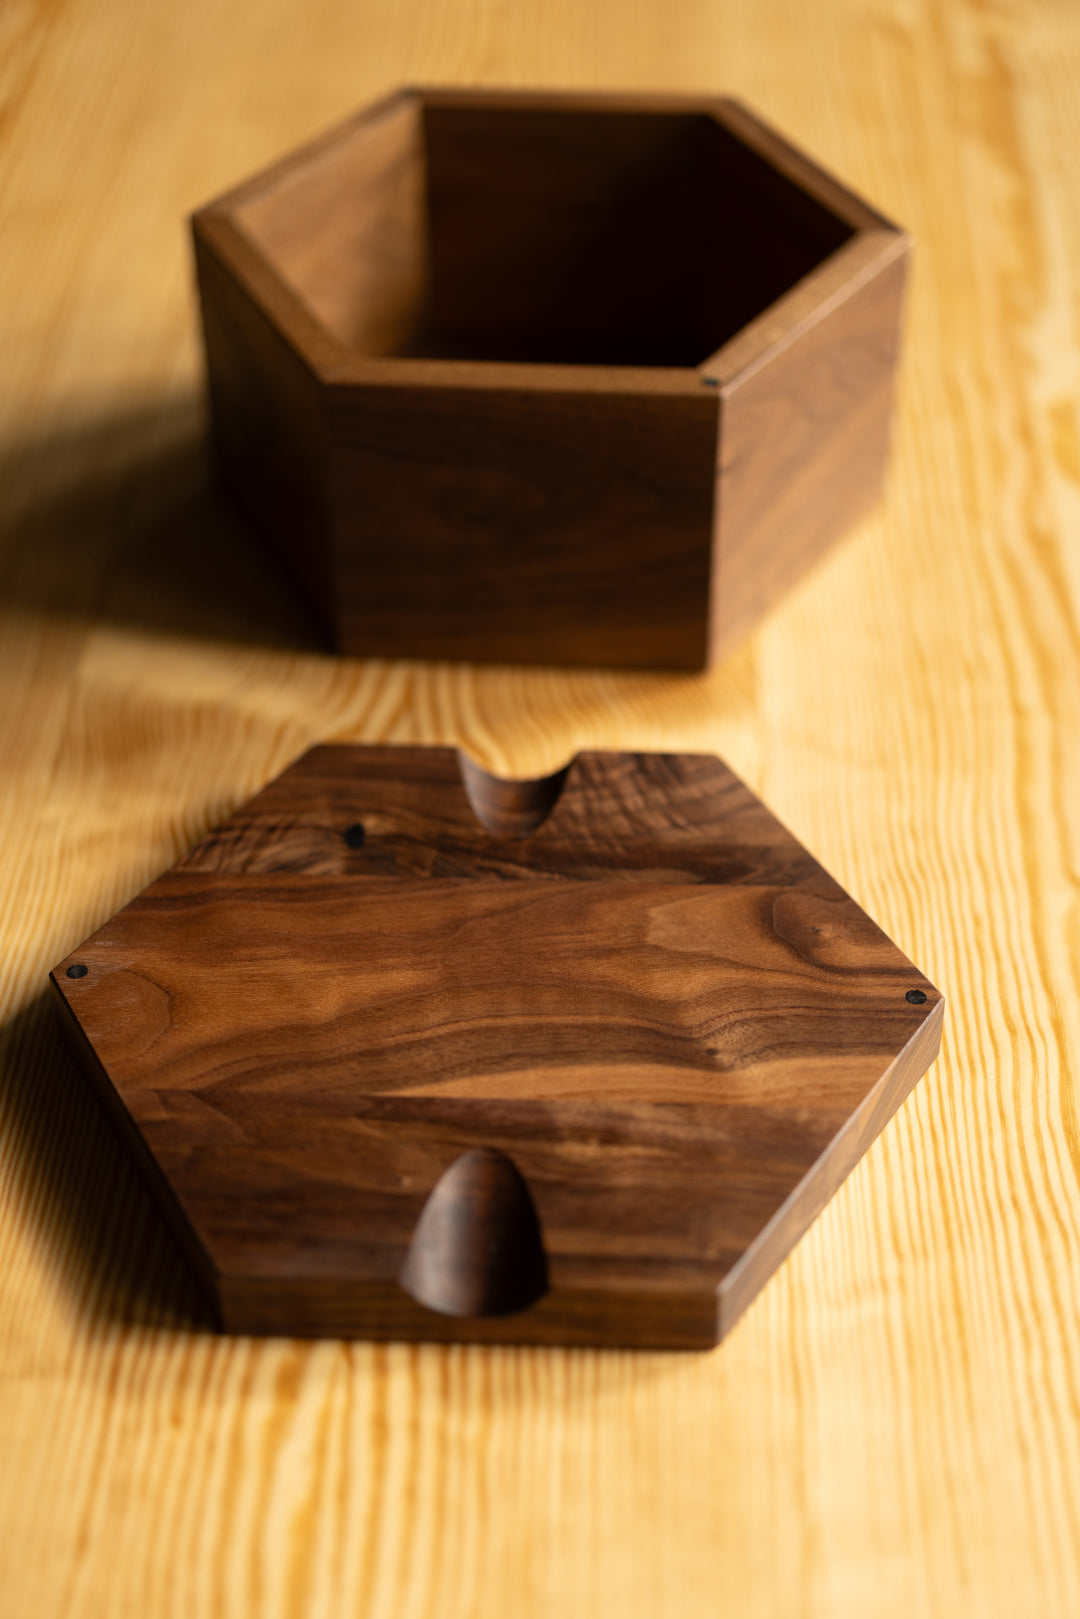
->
<box><xmin>192</xmin><ymin>88</ymin><xmax>910</xmax><ymax>668</ymax></box>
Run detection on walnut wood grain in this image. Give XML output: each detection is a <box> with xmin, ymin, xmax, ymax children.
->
<box><xmin>50</xmin><ymin>746</ymin><xmax>942</xmax><ymax>1347</ymax></box>
<box><xmin>191</xmin><ymin>88</ymin><xmax>908</xmax><ymax>668</ymax></box>
<box><xmin>172</xmin><ymin>744</ymin><xmax>832</xmax><ymax>884</ymax></box>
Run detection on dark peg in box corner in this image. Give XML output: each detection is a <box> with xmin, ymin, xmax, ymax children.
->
<box><xmin>192</xmin><ymin>88</ymin><xmax>910</xmax><ymax>668</ymax></box>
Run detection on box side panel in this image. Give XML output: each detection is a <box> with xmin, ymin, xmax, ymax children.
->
<box><xmin>325</xmin><ymin>383</ymin><xmax>717</xmax><ymax>668</ymax></box>
<box><xmin>228</xmin><ymin>95</ymin><xmax>428</xmax><ymax>357</ymax></box>
<box><xmin>193</xmin><ymin>234</ymin><xmax>336</xmax><ymax>632</ymax></box>
<box><xmin>421</xmin><ymin>104</ymin><xmax>716</xmax><ymax>367</ymax></box>
<box><xmin>711</xmin><ymin>247</ymin><xmax>908</xmax><ymax>657</ymax></box>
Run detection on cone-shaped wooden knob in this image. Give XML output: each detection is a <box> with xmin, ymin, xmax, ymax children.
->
<box><xmin>399</xmin><ymin>1148</ymin><xmax>549</xmax><ymax>1318</ymax></box>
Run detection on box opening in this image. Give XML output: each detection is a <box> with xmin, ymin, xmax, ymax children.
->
<box><xmin>230</xmin><ymin>95</ymin><xmax>855</xmax><ymax>370</ymax></box>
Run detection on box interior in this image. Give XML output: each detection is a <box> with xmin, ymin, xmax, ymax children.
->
<box><xmin>231</xmin><ymin>97</ymin><xmax>855</xmax><ymax>369</ymax></box>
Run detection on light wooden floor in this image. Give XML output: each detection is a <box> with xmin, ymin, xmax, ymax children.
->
<box><xmin>3</xmin><ymin>1</ymin><xmax>1079</xmax><ymax>1614</ymax></box>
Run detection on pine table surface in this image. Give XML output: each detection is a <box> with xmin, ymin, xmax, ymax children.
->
<box><xmin>2</xmin><ymin>1</ymin><xmax>1079</xmax><ymax>1614</ymax></box>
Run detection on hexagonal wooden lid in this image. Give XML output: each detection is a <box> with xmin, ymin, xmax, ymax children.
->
<box><xmin>50</xmin><ymin>746</ymin><xmax>942</xmax><ymax>1348</ymax></box>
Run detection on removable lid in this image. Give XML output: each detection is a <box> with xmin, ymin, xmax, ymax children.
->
<box><xmin>51</xmin><ymin>744</ymin><xmax>942</xmax><ymax>1348</ymax></box>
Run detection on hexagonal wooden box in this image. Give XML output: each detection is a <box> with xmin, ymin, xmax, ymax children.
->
<box><xmin>191</xmin><ymin>89</ymin><xmax>910</xmax><ymax>669</ymax></box>
<box><xmin>50</xmin><ymin>746</ymin><xmax>942</xmax><ymax>1348</ymax></box>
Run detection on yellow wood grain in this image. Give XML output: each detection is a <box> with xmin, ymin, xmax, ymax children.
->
<box><xmin>3</xmin><ymin>0</ymin><xmax>1080</xmax><ymax>1612</ymax></box>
